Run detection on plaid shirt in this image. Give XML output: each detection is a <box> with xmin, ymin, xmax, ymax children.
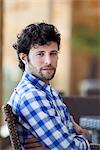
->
<box><xmin>9</xmin><ymin>72</ymin><xmax>90</xmax><ymax>150</ymax></box>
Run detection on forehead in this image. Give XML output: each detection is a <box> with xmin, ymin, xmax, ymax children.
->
<box><xmin>31</xmin><ymin>42</ymin><xmax>58</xmax><ymax>52</ymax></box>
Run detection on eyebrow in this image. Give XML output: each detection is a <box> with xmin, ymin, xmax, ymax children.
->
<box><xmin>35</xmin><ymin>50</ymin><xmax>58</xmax><ymax>53</ymax></box>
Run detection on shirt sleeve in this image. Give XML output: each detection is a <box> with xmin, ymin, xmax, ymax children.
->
<box><xmin>19</xmin><ymin>91</ymin><xmax>90</xmax><ymax>150</ymax></box>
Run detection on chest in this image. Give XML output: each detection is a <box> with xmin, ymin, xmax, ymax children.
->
<box><xmin>46</xmin><ymin>91</ymin><xmax>67</xmax><ymax>122</ymax></box>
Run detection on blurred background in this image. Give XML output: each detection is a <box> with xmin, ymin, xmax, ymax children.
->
<box><xmin>0</xmin><ymin>0</ymin><xmax>100</xmax><ymax>149</ymax></box>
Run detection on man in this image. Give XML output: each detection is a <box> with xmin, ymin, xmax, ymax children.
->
<box><xmin>9</xmin><ymin>22</ymin><xmax>91</xmax><ymax>149</ymax></box>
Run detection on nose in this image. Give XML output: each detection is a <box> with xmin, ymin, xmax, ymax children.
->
<box><xmin>44</xmin><ymin>54</ymin><xmax>52</xmax><ymax>65</ymax></box>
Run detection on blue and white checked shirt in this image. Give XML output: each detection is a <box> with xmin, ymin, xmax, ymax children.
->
<box><xmin>9</xmin><ymin>72</ymin><xmax>90</xmax><ymax>150</ymax></box>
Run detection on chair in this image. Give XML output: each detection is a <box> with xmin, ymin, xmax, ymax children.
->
<box><xmin>2</xmin><ymin>104</ymin><xmax>44</xmax><ymax>150</ymax></box>
<box><xmin>63</xmin><ymin>96</ymin><xmax>100</xmax><ymax>123</ymax></box>
<box><xmin>2</xmin><ymin>104</ymin><xmax>100</xmax><ymax>150</ymax></box>
<box><xmin>90</xmin><ymin>144</ymin><xmax>100</xmax><ymax>150</ymax></box>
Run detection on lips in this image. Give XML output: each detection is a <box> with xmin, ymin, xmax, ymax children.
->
<box><xmin>42</xmin><ymin>67</ymin><xmax>54</xmax><ymax>70</ymax></box>
<box><xmin>42</xmin><ymin>68</ymin><xmax>54</xmax><ymax>70</ymax></box>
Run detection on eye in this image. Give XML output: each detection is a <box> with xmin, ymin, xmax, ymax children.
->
<box><xmin>50</xmin><ymin>51</ymin><xmax>58</xmax><ymax>56</ymax></box>
<box><xmin>36</xmin><ymin>52</ymin><xmax>44</xmax><ymax>56</ymax></box>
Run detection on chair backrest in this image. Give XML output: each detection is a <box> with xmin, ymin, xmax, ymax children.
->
<box><xmin>63</xmin><ymin>96</ymin><xmax>100</xmax><ymax>123</ymax></box>
<box><xmin>3</xmin><ymin>104</ymin><xmax>22</xmax><ymax>150</ymax></box>
<box><xmin>2</xmin><ymin>104</ymin><xmax>44</xmax><ymax>150</ymax></box>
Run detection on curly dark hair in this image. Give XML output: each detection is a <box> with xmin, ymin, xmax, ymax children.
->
<box><xmin>13</xmin><ymin>22</ymin><xmax>61</xmax><ymax>72</ymax></box>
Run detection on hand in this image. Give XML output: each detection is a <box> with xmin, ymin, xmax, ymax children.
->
<box><xmin>71</xmin><ymin>116</ymin><xmax>92</xmax><ymax>142</ymax></box>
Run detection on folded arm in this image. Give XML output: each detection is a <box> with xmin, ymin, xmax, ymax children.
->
<box><xmin>19</xmin><ymin>94</ymin><xmax>90</xmax><ymax>150</ymax></box>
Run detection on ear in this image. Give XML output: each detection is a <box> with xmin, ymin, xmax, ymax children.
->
<box><xmin>19</xmin><ymin>53</ymin><xmax>28</xmax><ymax>65</ymax></box>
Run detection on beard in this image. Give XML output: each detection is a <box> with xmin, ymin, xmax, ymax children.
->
<box><xmin>28</xmin><ymin>63</ymin><xmax>56</xmax><ymax>83</ymax></box>
<box><xmin>39</xmin><ymin>68</ymin><xmax>56</xmax><ymax>81</ymax></box>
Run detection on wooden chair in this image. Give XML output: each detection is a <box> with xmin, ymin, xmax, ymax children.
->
<box><xmin>2</xmin><ymin>104</ymin><xmax>44</xmax><ymax>150</ymax></box>
<box><xmin>2</xmin><ymin>104</ymin><xmax>100</xmax><ymax>150</ymax></box>
<box><xmin>63</xmin><ymin>96</ymin><xmax>100</xmax><ymax>123</ymax></box>
<box><xmin>90</xmin><ymin>143</ymin><xmax>100</xmax><ymax>150</ymax></box>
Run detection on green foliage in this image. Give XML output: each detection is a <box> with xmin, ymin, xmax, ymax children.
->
<box><xmin>3</xmin><ymin>67</ymin><xmax>21</xmax><ymax>104</ymax></box>
<box><xmin>72</xmin><ymin>26</ymin><xmax>100</xmax><ymax>56</ymax></box>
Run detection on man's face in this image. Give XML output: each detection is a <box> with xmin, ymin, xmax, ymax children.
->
<box><xmin>25</xmin><ymin>42</ymin><xmax>59</xmax><ymax>83</ymax></box>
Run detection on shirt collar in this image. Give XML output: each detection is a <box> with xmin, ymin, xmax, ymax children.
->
<box><xmin>22</xmin><ymin>72</ymin><xmax>51</xmax><ymax>93</ymax></box>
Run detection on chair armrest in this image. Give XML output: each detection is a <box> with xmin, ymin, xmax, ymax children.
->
<box><xmin>90</xmin><ymin>143</ymin><xmax>100</xmax><ymax>150</ymax></box>
<box><xmin>24</xmin><ymin>136</ymin><xmax>44</xmax><ymax>150</ymax></box>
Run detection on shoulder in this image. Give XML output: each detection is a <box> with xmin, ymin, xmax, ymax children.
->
<box><xmin>9</xmin><ymin>77</ymin><xmax>38</xmax><ymax>105</ymax></box>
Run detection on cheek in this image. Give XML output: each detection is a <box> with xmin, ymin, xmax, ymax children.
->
<box><xmin>29</xmin><ymin>54</ymin><xmax>41</xmax><ymax>65</ymax></box>
<box><xmin>30</xmin><ymin>57</ymin><xmax>43</xmax><ymax>67</ymax></box>
<box><xmin>53</xmin><ymin>57</ymin><xmax>58</xmax><ymax>65</ymax></box>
